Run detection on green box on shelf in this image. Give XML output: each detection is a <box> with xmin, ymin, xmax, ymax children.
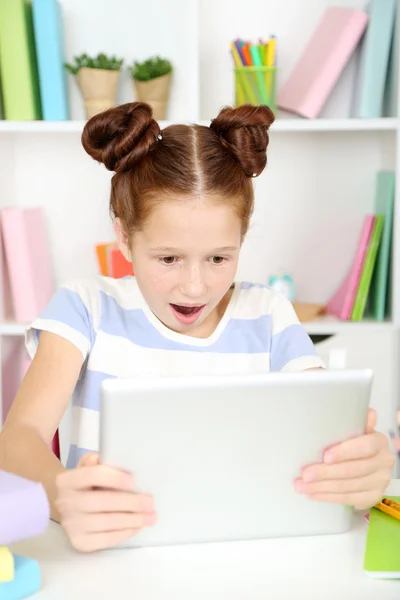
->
<box><xmin>234</xmin><ymin>66</ymin><xmax>277</xmax><ymax>111</ymax></box>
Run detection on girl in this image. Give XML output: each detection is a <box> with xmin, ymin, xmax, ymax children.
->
<box><xmin>0</xmin><ymin>102</ymin><xmax>393</xmax><ymax>553</ymax></box>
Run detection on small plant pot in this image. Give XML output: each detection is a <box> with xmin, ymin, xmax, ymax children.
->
<box><xmin>77</xmin><ymin>67</ymin><xmax>120</xmax><ymax>119</ymax></box>
<box><xmin>133</xmin><ymin>71</ymin><xmax>172</xmax><ymax>120</ymax></box>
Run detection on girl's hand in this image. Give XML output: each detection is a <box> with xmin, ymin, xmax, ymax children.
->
<box><xmin>294</xmin><ymin>409</ymin><xmax>395</xmax><ymax>510</ymax></box>
<box><xmin>55</xmin><ymin>452</ymin><xmax>156</xmax><ymax>552</ymax></box>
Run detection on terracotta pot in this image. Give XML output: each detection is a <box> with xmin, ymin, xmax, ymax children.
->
<box><xmin>77</xmin><ymin>67</ymin><xmax>120</xmax><ymax>118</ymax></box>
<box><xmin>133</xmin><ymin>71</ymin><xmax>172</xmax><ymax>120</ymax></box>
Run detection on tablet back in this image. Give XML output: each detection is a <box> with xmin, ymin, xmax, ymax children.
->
<box><xmin>100</xmin><ymin>369</ymin><xmax>372</xmax><ymax>548</ymax></box>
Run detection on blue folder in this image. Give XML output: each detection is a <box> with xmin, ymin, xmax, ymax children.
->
<box><xmin>32</xmin><ymin>0</ymin><xmax>69</xmax><ymax>121</ymax></box>
<box><xmin>353</xmin><ymin>0</ymin><xmax>396</xmax><ymax>118</ymax></box>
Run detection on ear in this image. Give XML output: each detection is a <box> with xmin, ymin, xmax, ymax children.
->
<box><xmin>113</xmin><ymin>218</ymin><xmax>131</xmax><ymax>262</ymax></box>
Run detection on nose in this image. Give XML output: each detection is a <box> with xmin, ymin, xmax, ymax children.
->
<box><xmin>179</xmin><ymin>264</ymin><xmax>207</xmax><ymax>299</ymax></box>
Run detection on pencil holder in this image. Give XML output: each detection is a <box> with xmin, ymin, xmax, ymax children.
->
<box><xmin>234</xmin><ymin>66</ymin><xmax>277</xmax><ymax>111</ymax></box>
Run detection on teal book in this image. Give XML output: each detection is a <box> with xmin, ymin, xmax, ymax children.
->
<box><xmin>0</xmin><ymin>0</ymin><xmax>42</xmax><ymax>120</ymax></box>
<box><xmin>364</xmin><ymin>497</ymin><xmax>400</xmax><ymax>578</ymax></box>
<box><xmin>32</xmin><ymin>0</ymin><xmax>69</xmax><ymax>120</ymax></box>
<box><xmin>369</xmin><ymin>171</ymin><xmax>395</xmax><ymax>321</ymax></box>
<box><xmin>353</xmin><ymin>0</ymin><xmax>397</xmax><ymax>118</ymax></box>
<box><xmin>351</xmin><ymin>215</ymin><xmax>384</xmax><ymax>321</ymax></box>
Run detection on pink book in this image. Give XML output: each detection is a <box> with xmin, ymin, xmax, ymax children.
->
<box><xmin>0</xmin><ymin>207</ymin><xmax>55</xmax><ymax>322</ymax></box>
<box><xmin>326</xmin><ymin>215</ymin><xmax>375</xmax><ymax>320</ymax></box>
<box><xmin>277</xmin><ymin>8</ymin><xmax>369</xmax><ymax>118</ymax></box>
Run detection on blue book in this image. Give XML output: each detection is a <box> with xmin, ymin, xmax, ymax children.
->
<box><xmin>32</xmin><ymin>0</ymin><xmax>69</xmax><ymax>120</ymax></box>
<box><xmin>353</xmin><ymin>0</ymin><xmax>396</xmax><ymax>118</ymax></box>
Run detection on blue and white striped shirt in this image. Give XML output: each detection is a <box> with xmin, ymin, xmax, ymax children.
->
<box><xmin>25</xmin><ymin>276</ymin><xmax>324</xmax><ymax>468</ymax></box>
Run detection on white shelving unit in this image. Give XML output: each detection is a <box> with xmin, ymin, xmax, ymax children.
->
<box><xmin>1</xmin><ymin>0</ymin><xmax>400</xmax><ymax>454</ymax></box>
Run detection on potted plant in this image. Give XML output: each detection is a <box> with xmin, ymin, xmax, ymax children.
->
<box><xmin>130</xmin><ymin>56</ymin><xmax>173</xmax><ymax>120</ymax></box>
<box><xmin>65</xmin><ymin>53</ymin><xmax>124</xmax><ymax>119</ymax></box>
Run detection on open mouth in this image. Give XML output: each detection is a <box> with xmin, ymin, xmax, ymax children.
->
<box><xmin>170</xmin><ymin>303</ymin><xmax>205</xmax><ymax>324</ymax></box>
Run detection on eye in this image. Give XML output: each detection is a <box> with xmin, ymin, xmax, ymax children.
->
<box><xmin>210</xmin><ymin>256</ymin><xmax>226</xmax><ymax>265</ymax></box>
<box><xmin>160</xmin><ymin>256</ymin><xmax>177</xmax><ymax>265</ymax></box>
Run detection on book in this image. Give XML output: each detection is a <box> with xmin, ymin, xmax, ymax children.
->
<box><xmin>0</xmin><ymin>0</ymin><xmax>42</xmax><ymax>120</ymax></box>
<box><xmin>364</xmin><ymin>496</ymin><xmax>400</xmax><ymax>578</ymax></box>
<box><xmin>0</xmin><ymin>208</ymin><xmax>55</xmax><ymax>322</ymax></box>
<box><xmin>353</xmin><ymin>0</ymin><xmax>397</xmax><ymax>118</ymax></box>
<box><xmin>351</xmin><ymin>215</ymin><xmax>384</xmax><ymax>320</ymax></box>
<box><xmin>108</xmin><ymin>247</ymin><xmax>134</xmax><ymax>278</ymax></box>
<box><xmin>32</xmin><ymin>0</ymin><xmax>69</xmax><ymax>120</ymax></box>
<box><xmin>326</xmin><ymin>215</ymin><xmax>375</xmax><ymax>320</ymax></box>
<box><xmin>370</xmin><ymin>171</ymin><xmax>395</xmax><ymax>321</ymax></box>
<box><xmin>95</xmin><ymin>242</ymin><xmax>117</xmax><ymax>276</ymax></box>
<box><xmin>277</xmin><ymin>7</ymin><xmax>369</xmax><ymax>118</ymax></box>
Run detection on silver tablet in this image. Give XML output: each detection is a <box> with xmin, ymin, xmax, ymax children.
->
<box><xmin>100</xmin><ymin>369</ymin><xmax>372</xmax><ymax>548</ymax></box>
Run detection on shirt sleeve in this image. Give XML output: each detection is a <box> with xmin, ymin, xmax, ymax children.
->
<box><xmin>270</xmin><ymin>292</ymin><xmax>325</xmax><ymax>372</ymax></box>
<box><xmin>25</xmin><ymin>279</ymin><xmax>98</xmax><ymax>362</ymax></box>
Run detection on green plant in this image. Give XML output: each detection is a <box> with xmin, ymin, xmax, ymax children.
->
<box><xmin>65</xmin><ymin>53</ymin><xmax>124</xmax><ymax>75</ymax></box>
<box><xmin>130</xmin><ymin>56</ymin><xmax>172</xmax><ymax>82</ymax></box>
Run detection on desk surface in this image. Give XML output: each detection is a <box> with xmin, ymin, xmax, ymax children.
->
<box><xmin>9</xmin><ymin>481</ymin><xmax>400</xmax><ymax>600</ymax></box>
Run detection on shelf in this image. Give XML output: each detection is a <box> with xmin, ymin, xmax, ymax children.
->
<box><xmin>0</xmin><ymin>118</ymin><xmax>398</xmax><ymax>134</ymax></box>
<box><xmin>303</xmin><ymin>316</ymin><xmax>396</xmax><ymax>335</ymax></box>
<box><xmin>272</xmin><ymin>117</ymin><xmax>400</xmax><ymax>132</ymax></box>
<box><xmin>0</xmin><ymin>322</ymin><xmax>28</xmax><ymax>336</ymax></box>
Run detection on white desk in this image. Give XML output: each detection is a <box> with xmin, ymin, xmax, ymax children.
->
<box><xmin>9</xmin><ymin>481</ymin><xmax>400</xmax><ymax>600</ymax></box>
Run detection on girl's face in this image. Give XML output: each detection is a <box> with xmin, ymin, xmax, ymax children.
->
<box><xmin>116</xmin><ymin>198</ymin><xmax>242</xmax><ymax>337</ymax></box>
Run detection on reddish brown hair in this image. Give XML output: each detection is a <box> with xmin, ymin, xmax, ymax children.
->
<box><xmin>81</xmin><ymin>102</ymin><xmax>274</xmax><ymax>236</ymax></box>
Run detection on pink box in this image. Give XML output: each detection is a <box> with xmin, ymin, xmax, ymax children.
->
<box><xmin>0</xmin><ymin>207</ymin><xmax>55</xmax><ymax>322</ymax></box>
<box><xmin>278</xmin><ymin>8</ymin><xmax>369</xmax><ymax>118</ymax></box>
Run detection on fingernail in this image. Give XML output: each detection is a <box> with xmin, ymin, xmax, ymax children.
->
<box><xmin>295</xmin><ymin>480</ymin><xmax>307</xmax><ymax>493</ymax></box>
<box><xmin>141</xmin><ymin>496</ymin><xmax>155</xmax><ymax>512</ymax></box>
<box><xmin>303</xmin><ymin>471</ymin><xmax>316</xmax><ymax>483</ymax></box>
<box><xmin>124</xmin><ymin>474</ymin><xmax>135</xmax><ymax>489</ymax></box>
<box><xmin>324</xmin><ymin>452</ymin><xmax>334</xmax><ymax>464</ymax></box>
<box><xmin>144</xmin><ymin>513</ymin><xmax>157</xmax><ymax>526</ymax></box>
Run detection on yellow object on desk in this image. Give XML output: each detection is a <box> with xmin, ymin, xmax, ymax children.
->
<box><xmin>374</xmin><ymin>497</ymin><xmax>400</xmax><ymax>521</ymax></box>
<box><xmin>0</xmin><ymin>546</ymin><xmax>14</xmax><ymax>582</ymax></box>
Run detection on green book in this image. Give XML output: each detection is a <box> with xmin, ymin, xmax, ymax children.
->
<box><xmin>0</xmin><ymin>0</ymin><xmax>42</xmax><ymax>120</ymax></box>
<box><xmin>351</xmin><ymin>215</ymin><xmax>384</xmax><ymax>321</ymax></box>
<box><xmin>370</xmin><ymin>171</ymin><xmax>395</xmax><ymax>321</ymax></box>
<box><xmin>364</xmin><ymin>497</ymin><xmax>400</xmax><ymax>578</ymax></box>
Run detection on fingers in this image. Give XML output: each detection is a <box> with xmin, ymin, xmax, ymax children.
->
<box><xmin>57</xmin><ymin>490</ymin><xmax>155</xmax><ymax>515</ymax></box>
<box><xmin>302</xmin><ymin>489</ymin><xmax>383</xmax><ymax>511</ymax></box>
<box><xmin>295</xmin><ymin>472</ymin><xmax>388</xmax><ymax>496</ymax></box>
<box><xmin>366</xmin><ymin>408</ymin><xmax>377</xmax><ymax>434</ymax></box>
<box><xmin>77</xmin><ymin>451</ymin><xmax>100</xmax><ymax>468</ymax></box>
<box><xmin>68</xmin><ymin>528</ymin><xmax>140</xmax><ymax>553</ymax></box>
<box><xmin>323</xmin><ymin>431</ymin><xmax>389</xmax><ymax>464</ymax></box>
<box><xmin>62</xmin><ymin>511</ymin><xmax>157</xmax><ymax>537</ymax></box>
<box><xmin>302</xmin><ymin>448</ymin><xmax>394</xmax><ymax>482</ymax></box>
<box><xmin>57</xmin><ymin>464</ymin><xmax>134</xmax><ymax>492</ymax></box>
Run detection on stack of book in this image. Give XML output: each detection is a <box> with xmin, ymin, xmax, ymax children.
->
<box><xmin>326</xmin><ymin>171</ymin><xmax>395</xmax><ymax>322</ymax></box>
<box><xmin>277</xmin><ymin>0</ymin><xmax>397</xmax><ymax>119</ymax></box>
<box><xmin>0</xmin><ymin>0</ymin><xmax>69</xmax><ymax>121</ymax></box>
<box><xmin>95</xmin><ymin>243</ymin><xmax>134</xmax><ymax>278</ymax></box>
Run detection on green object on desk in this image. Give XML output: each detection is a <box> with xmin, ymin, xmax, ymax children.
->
<box><xmin>364</xmin><ymin>496</ymin><xmax>400</xmax><ymax>578</ymax></box>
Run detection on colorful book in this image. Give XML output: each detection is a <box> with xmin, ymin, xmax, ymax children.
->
<box><xmin>0</xmin><ymin>208</ymin><xmax>55</xmax><ymax>322</ymax></box>
<box><xmin>0</xmin><ymin>0</ymin><xmax>42</xmax><ymax>120</ymax></box>
<box><xmin>108</xmin><ymin>247</ymin><xmax>134</xmax><ymax>278</ymax></box>
<box><xmin>364</xmin><ymin>496</ymin><xmax>400</xmax><ymax>578</ymax></box>
<box><xmin>277</xmin><ymin>7</ymin><xmax>369</xmax><ymax>118</ymax></box>
<box><xmin>326</xmin><ymin>215</ymin><xmax>375</xmax><ymax>320</ymax></box>
<box><xmin>32</xmin><ymin>0</ymin><xmax>69</xmax><ymax>121</ymax></box>
<box><xmin>95</xmin><ymin>242</ymin><xmax>117</xmax><ymax>276</ymax></box>
<box><xmin>351</xmin><ymin>215</ymin><xmax>384</xmax><ymax>321</ymax></box>
<box><xmin>370</xmin><ymin>171</ymin><xmax>395</xmax><ymax>321</ymax></box>
<box><xmin>353</xmin><ymin>0</ymin><xmax>397</xmax><ymax>118</ymax></box>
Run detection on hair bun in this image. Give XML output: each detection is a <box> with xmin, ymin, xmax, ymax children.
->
<box><xmin>81</xmin><ymin>102</ymin><xmax>161</xmax><ymax>173</ymax></box>
<box><xmin>209</xmin><ymin>104</ymin><xmax>275</xmax><ymax>177</ymax></box>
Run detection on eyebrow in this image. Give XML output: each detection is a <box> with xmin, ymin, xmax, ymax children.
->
<box><xmin>149</xmin><ymin>246</ymin><xmax>239</xmax><ymax>253</ymax></box>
